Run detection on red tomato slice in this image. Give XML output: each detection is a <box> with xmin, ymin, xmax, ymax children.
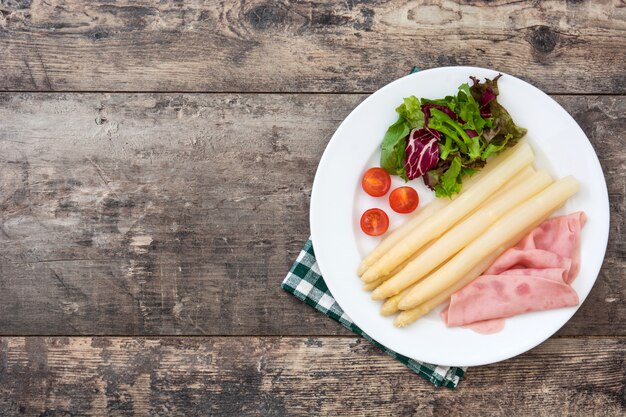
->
<box><xmin>362</xmin><ymin>167</ymin><xmax>391</xmax><ymax>197</ymax></box>
<box><xmin>360</xmin><ymin>208</ymin><xmax>389</xmax><ymax>236</ymax></box>
<box><xmin>389</xmin><ymin>187</ymin><xmax>419</xmax><ymax>214</ymax></box>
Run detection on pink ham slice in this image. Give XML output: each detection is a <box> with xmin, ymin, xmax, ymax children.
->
<box><xmin>444</xmin><ymin>273</ymin><xmax>579</xmax><ymax>327</ymax></box>
<box><xmin>484</xmin><ymin>250</ymin><xmax>572</xmax><ymax>277</ymax></box>
<box><xmin>495</xmin><ymin>268</ymin><xmax>569</xmax><ymax>283</ymax></box>
<box><xmin>514</xmin><ymin>211</ymin><xmax>586</xmax><ymax>283</ymax></box>
<box><xmin>443</xmin><ymin>212</ymin><xmax>585</xmax><ymax>330</ymax></box>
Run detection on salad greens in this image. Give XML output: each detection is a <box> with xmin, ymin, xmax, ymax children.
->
<box><xmin>379</xmin><ymin>75</ymin><xmax>527</xmax><ymax>197</ymax></box>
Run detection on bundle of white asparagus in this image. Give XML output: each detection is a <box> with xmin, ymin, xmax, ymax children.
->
<box><xmin>357</xmin><ymin>141</ymin><xmax>580</xmax><ymax>327</ymax></box>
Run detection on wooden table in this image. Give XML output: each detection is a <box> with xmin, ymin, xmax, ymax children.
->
<box><xmin>0</xmin><ymin>1</ymin><xmax>624</xmax><ymax>415</ymax></box>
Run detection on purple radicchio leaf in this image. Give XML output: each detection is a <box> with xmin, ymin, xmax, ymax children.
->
<box><xmin>422</xmin><ymin>103</ymin><xmax>460</xmax><ymax>127</ymax></box>
<box><xmin>404</xmin><ymin>128</ymin><xmax>440</xmax><ymax>180</ymax></box>
<box><xmin>479</xmin><ymin>86</ymin><xmax>497</xmax><ymax>118</ymax></box>
<box><xmin>465</xmin><ymin>129</ymin><xmax>478</xmax><ymax>138</ymax></box>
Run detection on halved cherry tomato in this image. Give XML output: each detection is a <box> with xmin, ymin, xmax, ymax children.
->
<box><xmin>362</xmin><ymin>167</ymin><xmax>391</xmax><ymax>197</ymax></box>
<box><xmin>389</xmin><ymin>187</ymin><xmax>419</xmax><ymax>214</ymax></box>
<box><xmin>360</xmin><ymin>208</ymin><xmax>389</xmax><ymax>236</ymax></box>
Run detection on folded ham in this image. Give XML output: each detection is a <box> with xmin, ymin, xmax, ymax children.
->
<box><xmin>484</xmin><ymin>250</ymin><xmax>572</xmax><ymax>278</ymax></box>
<box><xmin>486</xmin><ymin>212</ymin><xmax>586</xmax><ymax>283</ymax></box>
<box><xmin>443</xmin><ymin>212</ymin><xmax>586</xmax><ymax>331</ymax></box>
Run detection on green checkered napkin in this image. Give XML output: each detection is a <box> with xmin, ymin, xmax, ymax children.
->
<box><xmin>281</xmin><ymin>239</ymin><xmax>466</xmax><ymax>388</ymax></box>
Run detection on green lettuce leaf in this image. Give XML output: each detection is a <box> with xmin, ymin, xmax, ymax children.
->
<box><xmin>456</xmin><ymin>83</ymin><xmax>486</xmax><ymax>134</ymax></box>
<box><xmin>481</xmin><ymin>133</ymin><xmax>512</xmax><ymax>159</ymax></box>
<box><xmin>435</xmin><ymin>156</ymin><xmax>463</xmax><ymax>198</ymax></box>
<box><xmin>395</xmin><ymin>96</ymin><xmax>425</xmax><ymax>129</ymax></box>
<box><xmin>439</xmin><ymin>135</ymin><xmax>458</xmax><ymax>160</ymax></box>
<box><xmin>421</xmin><ymin>96</ymin><xmax>457</xmax><ymax>108</ymax></box>
<box><xmin>380</xmin><ymin>116</ymin><xmax>410</xmax><ymax>178</ymax></box>
<box><xmin>428</xmin><ymin>108</ymin><xmax>480</xmax><ymax>161</ymax></box>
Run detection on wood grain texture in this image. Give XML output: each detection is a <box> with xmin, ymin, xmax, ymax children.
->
<box><xmin>1</xmin><ymin>0</ymin><xmax>625</xmax><ymax>93</ymax></box>
<box><xmin>0</xmin><ymin>93</ymin><xmax>624</xmax><ymax>336</ymax></box>
<box><xmin>0</xmin><ymin>337</ymin><xmax>624</xmax><ymax>416</ymax></box>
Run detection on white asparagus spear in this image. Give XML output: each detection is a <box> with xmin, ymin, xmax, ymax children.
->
<box><xmin>380</xmin><ymin>286</ymin><xmax>411</xmax><ymax>316</ymax></box>
<box><xmin>363</xmin><ymin>240</ymin><xmax>436</xmax><ymax>291</ymax></box>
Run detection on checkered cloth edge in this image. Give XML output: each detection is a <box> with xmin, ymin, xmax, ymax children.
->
<box><xmin>281</xmin><ymin>239</ymin><xmax>466</xmax><ymax>388</ymax></box>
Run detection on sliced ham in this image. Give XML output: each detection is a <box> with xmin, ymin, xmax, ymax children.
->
<box><xmin>495</xmin><ymin>268</ymin><xmax>568</xmax><ymax>283</ymax></box>
<box><xmin>484</xmin><ymin>249</ymin><xmax>572</xmax><ymax>276</ymax></box>
<box><xmin>513</xmin><ymin>212</ymin><xmax>586</xmax><ymax>283</ymax></box>
<box><xmin>440</xmin><ymin>310</ymin><xmax>506</xmax><ymax>334</ymax></box>
<box><xmin>444</xmin><ymin>273</ymin><xmax>579</xmax><ymax>327</ymax></box>
<box><xmin>443</xmin><ymin>212</ymin><xmax>585</xmax><ymax>331</ymax></box>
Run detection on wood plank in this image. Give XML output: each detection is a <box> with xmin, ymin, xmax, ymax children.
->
<box><xmin>0</xmin><ymin>93</ymin><xmax>624</xmax><ymax>335</ymax></box>
<box><xmin>0</xmin><ymin>337</ymin><xmax>624</xmax><ymax>416</ymax></box>
<box><xmin>1</xmin><ymin>0</ymin><xmax>625</xmax><ymax>93</ymax></box>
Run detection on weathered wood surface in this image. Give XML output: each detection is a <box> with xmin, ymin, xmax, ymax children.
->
<box><xmin>0</xmin><ymin>93</ymin><xmax>624</xmax><ymax>336</ymax></box>
<box><xmin>0</xmin><ymin>337</ymin><xmax>623</xmax><ymax>416</ymax></box>
<box><xmin>1</xmin><ymin>0</ymin><xmax>625</xmax><ymax>93</ymax></box>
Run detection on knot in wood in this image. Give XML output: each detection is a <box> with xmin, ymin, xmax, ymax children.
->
<box><xmin>245</xmin><ymin>4</ymin><xmax>288</xmax><ymax>30</ymax></box>
<box><xmin>529</xmin><ymin>25</ymin><xmax>558</xmax><ymax>54</ymax></box>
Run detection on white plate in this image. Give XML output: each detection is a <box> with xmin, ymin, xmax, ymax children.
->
<box><xmin>310</xmin><ymin>66</ymin><xmax>610</xmax><ymax>367</ymax></box>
